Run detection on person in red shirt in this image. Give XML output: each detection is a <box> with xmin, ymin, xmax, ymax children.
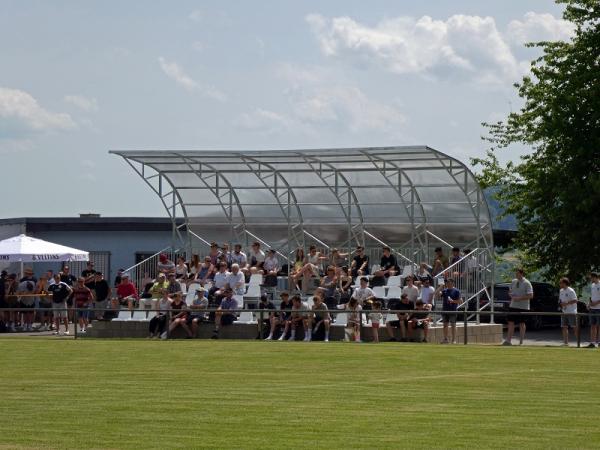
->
<box><xmin>116</xmin><ymin>273</ymin><xmax>139</xmax><ymax>309</ymax></box>
<box><xmin>72</xmin><ymin>277</ymin><xmax>93</xmax><ymax>333</ymax></box>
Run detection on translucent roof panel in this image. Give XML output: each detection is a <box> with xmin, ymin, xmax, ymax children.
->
<box><xmin>111</xmin><ymin>146</ymin><xmax>493</xmax><ymax>246</ymax></box>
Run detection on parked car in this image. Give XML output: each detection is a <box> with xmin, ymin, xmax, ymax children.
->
<box><xmin>469</xmin><ymin>282</ymin><xmax>589</xmax><ymax>329</ymax></box>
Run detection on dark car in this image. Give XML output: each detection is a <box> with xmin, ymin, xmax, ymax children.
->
<box><xmin>470</xmin><ymin>282</ymin><xmax>588</xmax><ymax>329</ymax></box>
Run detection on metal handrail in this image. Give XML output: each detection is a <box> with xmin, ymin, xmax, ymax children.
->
<box><xmin>242</xmin><ymin>230</ymin><xmax>288</xmax><ymax>260</ymax></box>
<box><xmin>426</xmin><ymin>230</ymin><xmax>453</xmax><ymax>249</ymax></box>
<box><xmin>302</xmin><ymin>230</ymin><xmax>330</xmax><ymax>250</ymax></box>
<box><xmin>123</xmin><ymin>246</ymin><xmax>172</xmax><ymax>274</ymax></box>
<box><xmin>363</xmin><ymin>230</ymin><xmax>414</xmax><ymax>265</ymax></box>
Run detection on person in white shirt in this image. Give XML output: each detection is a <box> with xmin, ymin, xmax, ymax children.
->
<box><xmin>587</xmin><ymin>272</ymin><xmax>600</xmax><ymax>348</ymax></box>
<box><xmin>209</xmin><ymin>262</ymin><xmax>231</xmax><ymax>304</ymax></box>
<box><xmin>226</xmin><ymin>264</ymin><xmax>245</xmax><ymax>295</ymax></box>
<box><xmin>402</xmin><ymin>276</ymin><xmax>419</xmax><ymax>303</ymax></box>
<box><xmin>248</xmin><ymin>241</ymin><xmax>266</xmax><ymax>272</ymax></box>
<box><xmin>231</xmin><ymin>244</ymin><xmax>248</xmax><ymax>272</ymax></box>
<box><xmin>351</xmin><ymin>277</ymin><xmax>375</xmax><ymax>306</ymax></box>
<box><xmin>559</xmin><ymin>277</ymin><xmax>579</xmax><ymax>346</ymax></box>
<box><xmin>503</xmin><ymin>269</ymin><xmax>534</xmax><ymax>346</ymax></box>
<box><xmin>263</xmin><ymin>249</ymin><xmax>280</xmax><ymax>287</ymax></box>
<box><xmin>419</xmin><ymin>278</ymin><xmax>435</xmax><ymax>310</ymax></box>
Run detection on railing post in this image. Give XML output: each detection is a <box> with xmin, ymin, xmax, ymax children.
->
<box><xmin>74</xmin><ymin>307</ymin><xmax>78</xmax><ymax>340</ymax></box>
<box><xmin>259</xmin><ymin>310</ymin><xmax>263</xmax><ymax>339</ymax></box>
<box><xmin>463</xmin><ymin>309</ymin><xmax>467</xmax><ymax>345</ymax></box>
<box><xmin>576</xmin><ymin>314</ymin><xmax>581</xmax><ymax>348</ymax></box>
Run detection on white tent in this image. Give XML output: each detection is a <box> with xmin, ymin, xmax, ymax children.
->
<box><xmin>0</xmin><ymin>234</ymin><xmax>88</xmax><ymax>263</ymax></box>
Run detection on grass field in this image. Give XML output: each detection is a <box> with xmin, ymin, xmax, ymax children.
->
<box><xmin>1</xmin><ymin>340</ymin><xmax>599</xmax><ymax>449</ymax></box>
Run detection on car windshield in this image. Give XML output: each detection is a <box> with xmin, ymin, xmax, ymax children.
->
<box><xmin>494</xmin><ymin>286</ymin><xmax>510</xmax><ymax>302</ymax></box>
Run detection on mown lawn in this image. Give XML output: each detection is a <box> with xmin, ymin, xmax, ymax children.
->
<box><xmin>1</xmin><ymin>339</ymin><xmax>599</xmax><ymax>449</ymax></box>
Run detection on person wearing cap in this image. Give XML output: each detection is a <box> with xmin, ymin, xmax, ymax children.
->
<box><xmin>211</xmin><ymin>287</ymin><xmax>238</xmax><ymax>339</ymax></box>
<box><xmin>113</xmin><ymin>268</ymin><xmax>125</xmax><ymax>288</ymax></box>
<box><xmin>157</xmin><ymin>253</ymin><xmax>175</xmax><ymax>275</ymax></box>
<box><xmin>265</xmin><ymin>292</ymin><xmax>291</xmax><ymax>340</ymax></box>
<box><xmin>189</xmin><ymin>287</ymin><xmax>209</xmax><ymax>337</ymax></box>
<box><xmin>116</xmin><ymin>273</ymin><xmax>139</xmax><ymax>309</ymax></box>
<box><xmin>256</xmin><ymin>294</ymin><xmax>275</xmax><ymax>339</ymax></box>
<box><xmin>150</xmin><ymin>273</ymin><xmax>169</xmax><ymax>301</ymax></box>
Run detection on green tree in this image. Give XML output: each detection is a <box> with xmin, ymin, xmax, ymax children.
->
<box><xmin>472</xmin><ymin>0</ymin><xmax>600</xmax><ymax>283</ymax></box>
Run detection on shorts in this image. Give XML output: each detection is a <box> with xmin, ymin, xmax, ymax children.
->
<box><xmin>414</xmin><ymin>320</ymin><xmax>428</xmax><ymax>329</ymax></box>
<box><xmin>52</xmin><ymin>302</ymin><xmax>68</xmax><ymax>319</ymax></box>
<box><xmin>442</xmin><ymin>312</ymin><xmax>458</xmax><ymax>323</ymax></box>
<box><xmin>371</xmin><ymin>322</ymin><xmax>380</xmax><ymax>329</ymax></box>
<box><xmin>561</xmin><ymin>314</ymin><xmax>577</xmax><ymax>328</ymax></box>
<box><xmin>387</xmin><ymin>320</ymin><xmax>405</xmax><ymax>328</ymax></box>
<box><xmin>507</xmin><ymin>307</ymin><xmax>528</xmax><ymax>324</ymax></box>
<box><xmin>19</xmin><ymin>301</ymin><xmax>35</xmax><ymax>309</ymax></box>
<box><xmin>39</xmin><ymin>301</ymin><xmax>52</xmax><ymax>310</ymax></box>
<box><xmin>221</xmin><ymin>314</ymin><xmax>236</xmax><ymax>326</ymax></box>
<box><xmin>77</xmin><ymin>308</ymin><xmax>90</xmax><ymax>319</ymax></box>
<box><xmin>187</xmin><ymin>313</ymin><xmax>205</xmax><ymax>324</ymax></box>
<box><xmin>589</xmin><ymin>310</ymin><xmax>600</xmax><ymax>326</ymax></box>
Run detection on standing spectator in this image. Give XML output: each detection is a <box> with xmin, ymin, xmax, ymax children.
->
<box><xmin>559</xmin><ymin>277</ymin><xmax>579</xmax><ymax>346</ymax></box>
<box><xmin>226</xmin><ymin>264</ymin><xmax>245</xmax><ymax>296</ymax></box>
<box><xmin>352</xmin><ymin>277</ymin><xmax>375</xmax><ymax>307</ymax></box>
<box><xmin>310</xmin><ymin>293</ymin><xmax>331</xmax><ymax>342</ymax></box>
<box><xmin>368</xmin><ymin>300</ymin><xmax>383</xmax><ymax>343</ymax></box>
<box><xmin>256</xmin><ymin>294</ymin><xmax>275</xmax><ymax>339</ymax></box>
<box><xmin>432</xmin><ymin>247</ymin><xmax>449</xmax><ymax>276</ymax></box>
<box><xmin>157</xmin><ymin>253</ymin><xmax>175</xmax><ymax>275</ymax></box>
<box><xmin>60</xmin><ymin>266</ymin><xmax>77</xmax><ymax>323</ymax></box>
<box><xmin>174</xmin><ymin>256</ymin><xmax>188</xmax><ymax>280</ymax></box>
<box><xmin>0</xmin><ymin>271</ymin><xmax>6</xmax><ymax>328</ymax></box>
<box><xmin>386</xmin><ymin>293</ymin><xmax>413</xmax><ymax>342</ymax></box>
<box><xmin>435</xmin><ymin>278</ymin><xmax>461</xmax><ymax>344</ymax></box>
<box><xmin>17</xmin><ymin>268</ymin><xmax>37</xmax><ymax>331</ymax></box>
<box><xmin>263</xmin><ymin>249</ymin><xmax>280</xmax><ymax>287</ymax></box>
<box><xmin>36</xmin><ymin>275</ymin><xmax>52</xmax><ymax>331</ymax></box>
<box><xmin>407</xmin><ymin>300</ymin><xmax>431</xmax><ymax>342</ymax></box>
<box><xmin>72</xmin><ymin>277</ymin><xmax>93</xmax><ymax>333</ymax></box>
<box><xmin>81</xmin><ymin>262</ymin><xmax>96</xmax><ymax>289</ymax></box>
<box><xmin>116</xmin><ymin>273</ymin><xmax>139</xmax><ymax>309</ymax></box>
<box><xmin>588</xmin><ymin>272</ymin><xmax>600</xmax><ymax>348</ymax></box>
<box><xmin>265</xmin><ymin>292</ymin><xmax>291</xmax><ymax>340</ymax></box>
<box><xmin>48</xmin><ymin>274</ymin><xmax>72</xmax><ymax>335</ymax></box>
<box><xmin>419</xmin><ymin>278</ymin><xmax>435</xmax><ymax>310</ymax></box>
<box><xmin>211</xmin><ymin>288</ymin><xmax>238</xmax><ymax>339</ymax></box>
<box><xmin>372</xmin><ymin>246</ymin><xmax>398</xmax><ymax>287</ymax></box>
<box><xmin>350</xmin><ymin>246</ymin><xmax>369</xmax><ymax>278</ymax></box>
<box><xmin>93</xmin><ymin>272</ymin><xmax>111</xmax><ymax>320</ymax></box>
<box><xmin>4</xmin><ymin>274</ymin><xmax>18</xmax><ymax>332</ymax></box>
<box><xmin>449</xmin><ymin>247</ymin><xmax>461</xmax><ymax>265</ymax></box>
<box><xmin>148</xmin><ymin>289</ymin><xmax>171</xmax><ymax>339</ymax></box>
<box><xmin>278</xmin><ymin>295</ymin><xmax>309</xmax><ymax>341</ymax></box>
<box><xmin>503</xmin><ymin>269</ymin><xmax>534</xmax><ymax>346</ymax></box>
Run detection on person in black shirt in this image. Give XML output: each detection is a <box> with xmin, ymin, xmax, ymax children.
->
<box><xmin>114</xmin><ymin>268</ymin><xmax>125</xmax><ymax>288</ymax></box>
<box><xmin>351</xmin><ymin>246</ymin><xmax>369</xmax><ymax>278</ymax></box>
<box><xmin>92</xmin><ymin>272</ymin><xmax>111</xmax><ymax>319</ymax></box>
<box><xmin>60</xmin><ymin>266</ymin><xmax>77</xmax><ymax>322</ymax></box>
<box><xmin>48</xmin><ymin>274</ymin><xmax>72</xmax><ymax>335</ymax></box>
<box><xmin>371</xmin><ymin>246</ymin><xmax>398</xmax><ymax>287</ymax></box>
<box><xmin>264</xmin><ymin>292</ymin><xmax>290</xmax><ymax>340</ymax></box>
<box><xmin>0</xmin><ymin>271</ymin><xmax>7</xmax><ymax>325</ymax></box>
<box><xmin>256</xmin><ymin>294</ymin><xmax>276</xmax><ymax>339</ymax></box>
<box><xmin>386</xmin><ymin>293</ymin><xmax>414</xmax><ymax>342</ymax></box>
<box><xmin>81</xmin><ymin>262</ymin><xmax>96</xmax><ymax>289</ymax></box>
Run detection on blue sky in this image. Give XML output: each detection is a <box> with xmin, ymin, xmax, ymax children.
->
<box><xmin>0</xmin><ymin>0</ymin><xmax>573</xmax><ymax>218</ymax></box>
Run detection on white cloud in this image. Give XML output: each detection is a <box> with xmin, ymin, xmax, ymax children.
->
<box><xmin>0</xmin><ymin>87</ymin><xmax>76</xmax><ymax>137</ymax></box>
<box><xmin>64</xmin><ymin>94</ymin><xmax>98</xmax><ymax>112</ymax></box>
<box><xmin>306</xmin><ymin>12</ymin><xmax>570</xmax><ymax>87</ymax></box>
<box><xmin>157</xmin><ymin>57</ymin><xmax>227</xmax><ymax>101</ymax></box>
<box><xmin>235</xmin><ymin>108</ymin><xmax>302</xmax><ymax>135</ymax></box>
<box><xmin>506</xmin><ymin>12</ymin><xmax>575</xmax><ymax>44</ymax></box>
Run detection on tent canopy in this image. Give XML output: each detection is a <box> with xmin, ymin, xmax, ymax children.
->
<box><xmin>0</xmin><ymin>234</ymin><xmax>89</xmax><ymax>263</ymax></box>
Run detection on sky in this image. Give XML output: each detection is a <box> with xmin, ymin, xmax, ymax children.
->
<box><xmin>0</xmin><ymin>0</ymin><xmax>574</xmax><ymax>218</ymax></box>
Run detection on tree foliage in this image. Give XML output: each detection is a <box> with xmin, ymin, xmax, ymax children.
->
<box><xmin>473</xmin><ymin>0</ymin><xmax>600</xmax><ymax>283</ymax></box>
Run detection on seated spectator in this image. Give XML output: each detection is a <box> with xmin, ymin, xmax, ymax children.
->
<box><xmin>432</xmin><ymin>247</ymin><xmax>449</xmax><ymax>276</ymax></box>
<box><xmin>339</xmin><ymin>297</ymin><xmax>362</xmax><ymax>342</ymax></box>
<box><xmin>265</xmin><ymin>292</ymin><xmax>291</xmax><ymax>340</ymax></box>
<box><xmin>350</xmin><ymin>246</ymin><xmax>369</xmax><ymax>278</ymax></box>
<box><xmin>226</xmin><ymin>264</ymin><xmax>245</xmax><ymax>296</ymax></box>
<box><xmin>168</xmin><ymin>293</ymin><xmax>192</xmax><ymax>338</ymax></box>
<box><xmin>309</xmin><ymin>293</ymin><xmax>331</xmax><ymax>342</ymax></box>
<box><xmin>116</xmin><ymin>273</ymin><xmax>139</xmax><ymax>309</ymax></box>
<box><xmin>407</xmin><ymin>300</ymin><xmax>430</xmax><ymax>342</ymax></box>
<box><xmin>189</xmin><ymin>287</ymin><xmax>209</xmax><ymax>337</ymax></box>
<box><xmin>352</xmin><ymin>277</ymin><xmax>375</xmax><ymax>307</ymax></box>
<box><xmin>290</xmin><ymin>248</ymin><xmax>305</xmax><ymax>282</ymax></box>
<box><xmin>328</xmin><ymin>248</ymin><xmax>348</xmax><ymax>275</ymax></box>
<box><xmin>149</xmin><ymin>289</ymin><xmax>171</xmax><ymax>339</ymax></box>
<box><xmin>113</xmin><ymin>268</ymin><xmax>125</xmax><ymax>288</ymax></box>
<box><xmin>209</xmin><ymin>262</ymin><xmax>230</xmax><ymax>304</ymax></box>
<box><xmin>263</xmin><ymin>249</ymin><xmax>280</xmax><ymax>287</ymax></box>
<box><xmin>166</xmin><ymin>273</ymin><xmax>182</xmax><ymax>296</ymax></box>
<box><xmin>402</xmin><ymin>276</ymin><xmax>419</xmax><ymax>304</ymax></box>
<box><xmin>194</xmin><ymin>257</ymin><xmax>214</xmax><ymax>285</ymax></box>
<box><xmin>72</xmin><ymin>277</ymin><xmax>93</xmax><ymax>333</ymax></box>
<box><xmin>175</xmin><ymin>256</ymin><xmax>188</xmax><ymax>280</ymax></box>
<box><xmin>338</xmin><ymin>266</ymin><xmax>353</xmax><ymax>303</ymax></box>
<box><xmin>208</xmin><ymin>242</ymin><xmax>222</xmax><ymax>267</ymax></box>
<box><xmin>248</xmin><ymin>242</ymin><xmax>266</xmax><ymax>273</ymax></box>
<box><xmin>419</xmin><ymin>278</ymin><xmax>435</xmax><ymax>310</ymax></box>
<box><xmin>386</xmin><ymin>293</ymin><xmax>414</xmax><ymax>342</ymax></box>
<box><xmin>320</xmin><ymin>266</ymin><xmax>339</xmax><ymax>309</ymax></box>
<box><xmin>293</xmin><ymin>245</ymin><xmax>325</xmax><ymax>294</ymax></box>
<box><xmin>188</xmin><ymin>254</ymin><xmax>200</xmax><ymax>279</ymax></box>
<box><xmin>148</xmin><ymin>273</ymin><xmax>169</xmax><ymax>308</ymax></box>
<box><xmin>415</xmin><ymin>262</ymin><xmax>433</xmax><ymax>286</ymax></box>
<box><xmin>256</xmin><ymin>294</ymin><xmax>276</xmax><ymax>339</ymax></box>
<box><xmin>92</xmin><ymin>272</ymin><xmax>111</xmax><ymax>320</ymax></box>
<box><xmin>211</xmin><ymin>288</ymin><xmax>238</xmax><ymax>339</ymax></box>
<box><xmin>278</xmin><ymin>294</ymin><xmax>309</xmax><ymax>341</ymax></box>
<box><xmin>157</xmin><ymin>253</ymin><xmax>175</xmax><ymax>275</ymax></box>
<box><xmin>220</xmin><ymin>244</ymin><xmax>231</xmax><ymax>267</ymax></box>
<box><xmin>450</xmin><ymin>247</ymin><xmax>462</xmax><ymax>266</ymax></box>
<box><xmin>230</xmin><ymin>244</ymin><xmax>248</xmax><ymax>273</ymax></box>
<box><xmin>371</xmin><ymin>246</ymin><xmax>398</xmax><ymax>287</ymax></box>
